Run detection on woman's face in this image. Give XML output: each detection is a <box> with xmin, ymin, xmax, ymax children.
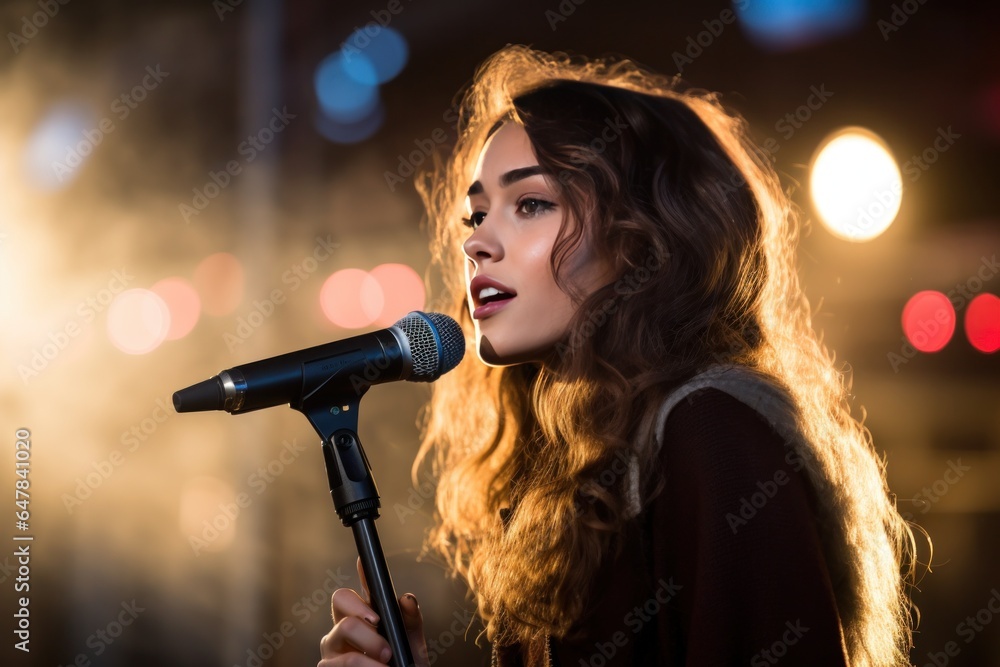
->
<box><xmin>462</xmin><ymin>122</ymin><xmax>609</xmax><ymax>366</ymax></box>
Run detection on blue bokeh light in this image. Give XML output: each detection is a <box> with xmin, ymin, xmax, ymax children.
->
<box><xmin>734</xmin><ymin>0</ymin><xmax>867</xmax><ymax>51</ymax></box>
<box><xmin>314</xmin><ymin>51</ymin><xmax>380</xmax><ymax>124</ymax></box>
<box><xmin>22</xmin><ymin>102</ymin><xmax>97</xmax><ymax>190</ymax></box>
<box><xmin>314</xmin><ymin>101</ymin><xmax>385</xmax><ymax>145</ymax></box>
<box><xmin>341</xmin><ymin>26</ymin><xmax>408</xmax><ymax>85</ymax></box>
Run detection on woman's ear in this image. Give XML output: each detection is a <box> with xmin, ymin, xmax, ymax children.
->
<box><xmin>592</xmin><ymin>220</ymin><xmax>640</xmax><ymax>286</ymax></box>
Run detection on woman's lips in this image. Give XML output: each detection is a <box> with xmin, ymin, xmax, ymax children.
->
<box><xmin>470</xmin><ymin>276</ymin><xmax>516</xmax><ymax>304</ymax></box>
<box><xmin>473</xmin><ymin>296</ymin><xmax>515</xmax><ymax>319</ymax></box>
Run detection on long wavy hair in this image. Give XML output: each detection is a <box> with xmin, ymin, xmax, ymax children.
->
<box><xmin>412</xmin><ymin>45</ymin><xmax>921</xmax><ymax>666</ymax></box>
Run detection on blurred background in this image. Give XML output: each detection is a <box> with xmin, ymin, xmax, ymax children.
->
<box><xmin>1</xmin><ymin>0</ymin><xmax>998</xmax><ymax>665</ymax></box>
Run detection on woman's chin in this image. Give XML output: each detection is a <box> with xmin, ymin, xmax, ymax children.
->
<box><xmin>475</xmin><ymin>334</ymin><xmax>544</xmax><ymax>367</ymax></box>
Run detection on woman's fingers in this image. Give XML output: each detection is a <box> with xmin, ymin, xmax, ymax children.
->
<box><xmin>327</xmin><ymin>564</ymin><xmax>430</xmax><ymax>666</ymax></box>
<box><xmin>318</xmin><ymin>615</ymin><xmax>392</xmax><ymax>663</ymax></box>
<box><xmin>400</xmin><ymin>593</ymin><xmax>430</xmax><ymax>667</ymax></box>
<box><xmin>331</xmin><ymin>587</ymin><xmax>379</xmax><ymax>626</ymax></box>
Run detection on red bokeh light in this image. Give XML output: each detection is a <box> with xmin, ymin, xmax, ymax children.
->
<box><xmin>902</xmin><ymin>290</ymin><xmax>955</xmax><ymax>353</ymax></box>
<box><xmin>965</xmin><ymin>293</ymin><xmax>1000</xmax><ymax>353</ymax></box>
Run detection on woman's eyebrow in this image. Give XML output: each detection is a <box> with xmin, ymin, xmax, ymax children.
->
<box><xmin>466</xmin><ymin>165</ymin><xmax>547</xmax><ymax>196</ymax></box>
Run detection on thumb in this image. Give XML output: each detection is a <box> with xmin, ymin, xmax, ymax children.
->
<box><xmin>399</xmin><ymin>593</ymin><xmax>429</xmax><ymax>666</ymax></box>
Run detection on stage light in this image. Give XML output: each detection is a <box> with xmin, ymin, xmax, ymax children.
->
<box><xmin>106</xmin><ymin>288</ymin><xmax>171</xmax><ymax>355</ymax></box>
<box><xmin>152</xmin><ymin>277</ymin><xmax>202</xmax><ymax>340</ymax></box>
<box><xmin>901</xmin><ymin>290</ymin><xmax>955</xmax><ymax>353</ymax></box>
<box><xmin>369</xmin><ymin>263</ymin><xmax>426</xmax><ymax>327</ymax></box>
<box><xmin>193</xmin><ymin>252</ymin><xmax>244</xmax><ymax>317</ymax></box>
<box><xmin>319</xmin><ymin>269</ymin><xmax>384</xmax><ymax>329</ymax></box>
<box><xmin>734</xmin><ymin>0</ymin><xmax>866</xmax><ymax>51</ymax></box>
<box><xmin>965</xmin><ymin>293</ymin><xmax>1000</xmax><ymax>353</ymax></box>
<box><xmin>810</xmin><ymin>128</ymin><xmax>902</xmax><ymax>242</ymax></box>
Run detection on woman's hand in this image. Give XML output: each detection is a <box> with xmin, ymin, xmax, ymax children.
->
<box><xmin>318</xmin><ymin>557</ymin><xmax>429</xmax><ymax>666</ymax></box>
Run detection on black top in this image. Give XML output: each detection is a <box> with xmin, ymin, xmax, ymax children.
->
<box><xmin>495</xmin><ymin>387</ymin><xmax>851</xmax><ymax>666</ymax></box>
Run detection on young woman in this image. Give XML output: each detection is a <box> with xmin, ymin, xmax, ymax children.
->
<box><xmin>319</xmin><ymin>45</ymin><xmax>921</xmax><ymax>667</ymax></box>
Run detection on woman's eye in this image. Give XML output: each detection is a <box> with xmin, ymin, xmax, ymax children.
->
<box><xmin>462</xmin><ymin>212</ymin><xmax>486</xmax><ymax>229</ymax></box>
<box><xmin>517</xmin><ymin>198</ymin><xmax>555</xmax><ymax>217</ymax></box>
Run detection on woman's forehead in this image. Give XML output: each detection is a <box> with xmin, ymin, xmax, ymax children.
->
<box><xmin>468</xmin><ymin>123</ymin><xmax>536</xmax><ymax>189</ymax></box>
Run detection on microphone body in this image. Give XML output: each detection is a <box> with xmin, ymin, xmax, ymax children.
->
<box><xmin>173</xmin><ymin>311</ymin><xmax>464</xmax><ymax>414</ymax></box>
<box><xmin>172</xmin><ymin>313</ymin><xmax>463</xmax><ymax>667</ymax></box>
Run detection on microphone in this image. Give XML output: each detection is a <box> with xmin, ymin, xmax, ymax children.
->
<box><xmin>173</xmin><ymin>311</ymin><xmax>464</xmax><ymax>414</ymax></box>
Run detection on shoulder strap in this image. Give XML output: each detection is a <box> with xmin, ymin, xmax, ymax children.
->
<box><xmin>624</xmin><ymin>364</ymin><xmax>804</xmax><ymax>517</ymax></box>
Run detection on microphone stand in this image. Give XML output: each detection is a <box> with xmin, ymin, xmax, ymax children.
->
<box><xmin>293</xmin><ymin>382</ymin><xmax>415</xmax><ymax>667</ymax></box>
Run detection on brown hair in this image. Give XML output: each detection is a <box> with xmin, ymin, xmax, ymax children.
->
<box><xmin>413</xmin><ymin>45</ymin><xmax>920</xmax><ymax>666</ymax></box>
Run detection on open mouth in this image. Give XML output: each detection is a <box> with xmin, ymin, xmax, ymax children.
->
<box><xmin>477</xmin><ymin>286</ymin><xmax>516</xmax><ymax>307</ymax></box>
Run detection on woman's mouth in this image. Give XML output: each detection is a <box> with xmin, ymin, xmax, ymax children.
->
<box><xmin>474</xmin><ymin>289</ymin><xmax>515</xmax><ymax>319</ymax></box>
<box><xmin>470</xmin><ymin>278</ymin><xmax>517</xmax><ymax>319</ymax></box>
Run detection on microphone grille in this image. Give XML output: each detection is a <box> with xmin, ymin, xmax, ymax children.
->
<box><xmin>393</xmin><ymin>312</ymin><xmax>466</xmax><ymax>381</ymax></box>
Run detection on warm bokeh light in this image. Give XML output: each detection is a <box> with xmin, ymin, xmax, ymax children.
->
<box><xmin>152</xmin><ymin>277</ymin><xmax>202</xmax><ymax>340</ymax></box>
<box><xmin>106</xmin><ymin>288</ymin><xmax>171</xmax><ymax>354</ymax></box>
<box><xmin>902</xmin><ymin>290</ymin><xmax>956</xmax><ymax>353</ymax></box>
<box><xmin>810</xmin><ymin>128</ymin><xmax>902</xmax><ymax>242</ymax></box>
<box><xmin>369</xmin><ymin>263</ymin><xmax>426</xmax><ymax>327</ymax></box>
<box><xmin>193</xmin><ymin>252</ymin><xmax>244</xmax><ymax>316</ymax></box>
<box><xmin>319</xmin><ymin>268</ymin><xmax>384</xmax><ymax>328</ymax></box>
<box><xmin>178</xmin><ymin>476</ymin><xmax>238</xmax><ymax>555</ymax></box>
<box><xmin>965</xmin><ymin>293</ymin><xmax>1000</xmax><ymax>353</ymax></box>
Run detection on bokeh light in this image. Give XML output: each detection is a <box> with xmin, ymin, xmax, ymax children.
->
<box><xmin>734</xmin><ymin>0</ymin><xmax>866</xmax><ymax>51</ymax></box>
<box><xmin>965</xmin><ymin>293</ymin><xmax>1000</xmax><ymax>353</ymax></box>
<box><xmin>902</xmin><ymin>290</ymin><xmax>956</xmax><ymax>353</ymax></box>
<box><xmin>152</xmin><ymin>277</ymin><xmax>202</xmax><ymax>340</ymax></box>
<box><xmin>369</xmin><ymin>263</ymin><xmax>426</xmax><ymax>327</ymax></box>
<box><xmin>810</xmin><ymin>128</ymin><xmax>902</xmax><ymax>242</ymax></box>
<box><xmin>341</xmin><ymin>26</ymin><xmax>409</xmax><ymax>84</ymax></box>
<box><xmin>314</xmin><ymin>102</ymin><xmax>385</xmax><ymax>145</ymax></box>
<box><xmin>314</xmin><ymin>51</ymin><xmax>380</xmax><ymax>124</ymax></box>
<box><xmin>22</xmin><ymin>102</ymin><xmax>97</xmax><ymax>189</ymax></box>
<box><xmin>319</xmin><ymin>269</ymin><xmax>384</xmax><ymax>329</ymax></box>
<box><xmin>193</xmin><ymin>252</ymin><xmax>244</xmax><ymax>316</ymax></box>
<box><xmin>106</xmin><ymin>288</ymin><xmax>171</xmax><ymax>354</ymax></box>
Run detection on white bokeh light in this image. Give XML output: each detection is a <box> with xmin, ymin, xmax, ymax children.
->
<box><xmin>106</xmin><ymin>288</ymin><xmax>171</xmax><ymax>354</ymax></box>
<box><xmin>810</xmin><ymin>128</ymin><xmax>902</xmax><ymax>242</ymax></box>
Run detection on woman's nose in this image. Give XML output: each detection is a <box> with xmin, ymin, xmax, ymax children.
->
<box><xmin>463</xmin><ymin>222</ymin><xmax>503</xmax><ymax>263</ymax></box>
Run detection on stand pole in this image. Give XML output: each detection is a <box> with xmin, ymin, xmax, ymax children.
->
<box><xmin>299</xmin><ymin>399</ymin><xmax>415</xmax><ymax>667</ymax></box>
<box><xmin>352</xmin><ymin>518</ymin><xmax>411</xmax><ymax>664</ymax></box>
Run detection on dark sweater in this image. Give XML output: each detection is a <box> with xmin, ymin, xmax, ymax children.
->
<box><xmin>494</xmin><ymin>387</ymin><xmax>851</xmax><ymax>666</ymax></box>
